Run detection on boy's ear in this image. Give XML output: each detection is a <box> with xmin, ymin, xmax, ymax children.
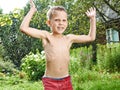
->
<box><xmin>46</xmin><ymin>20</ymin><xmax>50</xmax><ymax>27</ymax></box>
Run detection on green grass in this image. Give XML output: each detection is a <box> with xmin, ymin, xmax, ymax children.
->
<box><xmin>0</xmin><ymin>82</ymin><xmax>43</xmax><ymax>90</ymax></box>
<box><xmin>0</xmin><ymin>70</ymin><xmax>120</xmax><ymax>90</ymax></box>
<box><xmin>0</xmin><ymin>75</ymin><xmax>43</xmax><ymax>90</ymax></box>
<box><xmin>74</xmin><ymin>80</ymin><xmax>120</xmax><ymax>90</ymax></box>
<box><xmin>0</xmin><ymin>76</ymin><xmax>43</xmax><ymax>90</ymax></box>
<box><xmin>70</xmin><ymin>67</ymin><xmax>120</xmax><ymax>90</ymax></box>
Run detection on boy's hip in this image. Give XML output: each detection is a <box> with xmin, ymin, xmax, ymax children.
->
<box><xmin>42</xmin><ymin>75</ymin><xmax>73</xmax><ymax>90</ymax></box>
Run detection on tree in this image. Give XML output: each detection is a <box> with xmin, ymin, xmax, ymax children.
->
<box><xmin>92</xmin><ymin>0</ymin><xmax>120</xmax><ymax>44</ymax></box>
<box><xmin>1</xmin><ymin>0</ymin><xmax>119</xmax><ymax>67</ymax></box>
<box><xmin>0</xmin><ymin>0</ymin><xmax>97</xmax><ymax>67</ymax></box>
<box><xmin>0</xmin><ymin>10</ymin><xmax>33</xmax><ymax>67</ymax></box>
<box><xmin>0</xmin><ymin>0</ymin><xmax>51</xmax><ymax>67</ymax></box>
<box><xmin>0</xmin><ymin>8</ymin><xmax>3</xmax><ymax>14</ymax></box>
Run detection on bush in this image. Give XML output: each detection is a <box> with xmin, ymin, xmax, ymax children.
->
<box><xmin>0</xmin><ymin>44</ymin><xmax>4</xmax><ymax>61</ymax></box>
<box><xmin>0</xmin><ymin>59</ymin><xmax>15</xmax><ymax>75</ymax></box>
<box><xmin>21</xmin><ymin>50</ymin><xmax>45</xmax><ymax>81</ymax></box>
<box><xmin>97</xmin><ymin>43</ymin><xmax>120</xmax><ymax>72</ymax></box>
<box><xmin>70</xmin><ymin>46</ymin><xmax>93</xmax><ymax>70</ymax></box>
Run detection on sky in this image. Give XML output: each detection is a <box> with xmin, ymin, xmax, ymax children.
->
<box><xmin>0</xmin><ymin>0</ymin><xmax>29</xmax><ymax>13</ymax></box>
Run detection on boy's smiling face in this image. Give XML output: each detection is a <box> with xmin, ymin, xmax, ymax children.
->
<box><xmin>47</xmin><ymin>10</ymin><xmax>68</xmax><ymax>35</ymax></box>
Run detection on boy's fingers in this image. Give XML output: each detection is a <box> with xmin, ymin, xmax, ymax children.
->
<box><xmin>30</xmin><ymin>0</ymin><xmax>35</xmax><ymax>8</ymax></box>
<box><xmin>85</xmin><ymin>7</ymin><xmax>96</xmax><ymax>17</ymax></box>
<box><xmin>30</xmin><ymin>0</ymin><xmax>33</xmax><ymax>4</ymax></box>
<box><xmin>30</xmin><ymin>0</ymin><xmax>32</xmax><ymax>6</ymax></box>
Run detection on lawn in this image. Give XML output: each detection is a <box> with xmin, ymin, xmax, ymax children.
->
<box><xmin>0</xmin><ymin>75</ymin><xmax>43</xmax><ymax>90</ymax></box>
<box><xmin>0</xmin><ymin>70</ymin><xmax>120</xmax><ymax>90</ymax></box>
<box><xmin>1</xmin><ymin>45</ymin><xmax>120</xmax><ymax>90</ymax></box>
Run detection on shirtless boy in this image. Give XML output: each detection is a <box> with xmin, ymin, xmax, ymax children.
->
<box><xmin>20</xmin><ymin>0</ymin><xmax>96</xmax><ymax>90</ymax></box>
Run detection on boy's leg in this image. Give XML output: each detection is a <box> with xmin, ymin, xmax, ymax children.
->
<box><xmin>42</xmin><ymin>77</ymin><xmax>58</xmax><ymax>90</ymax></box>
<box><xmin>62</xmin><ymin>76</ymin><xmax>73</xmax><ymax>90</ymax></box>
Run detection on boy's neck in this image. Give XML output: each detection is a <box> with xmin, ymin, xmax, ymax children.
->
<box><xmin>51</xmin><ymin>33</ymin><xmax>64</xmax><ymax>38</ymax></box>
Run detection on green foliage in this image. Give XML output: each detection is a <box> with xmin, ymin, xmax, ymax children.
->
<box><xmin>0</xmin><ymin>75</ymin><xmax>43</xmax><ymax>90</ymax></box>
<box><xmin>0</xmin><ymin>44</ymin><xmax>15</xmax><ymax>75</ymax></box>
<box><xmin>70</xmin><ymin>45</ymin><xmax>93</xmax><ymax>70</ymax></box>
<box><xmin>0</xmin><ymin>0</ymin><xmax>119</xmax><ymax>70</ymax></box>
<box><xmin>0</xmin><ymin>0</ymin><xmax>107</xmax><ymax>68</ymax></box>
<box><xmin>69</xmin><ymin>53</ymin><xmax>120</xmax><ymax>90</ymax></box>
<box><xmin>0</xmin><ymin>52</ymin><xmax>15</xmax><ymax>76</ymax></box>
<box><xmin>97</xmin><ymin>43</ymin><xmax>120</xmax><ymax>72</ymax></box>
<box><xmin>0</xmin><ymin>75</ymin><xmax>24</xmax><ymax>86</ymax></box>
<box><xmin>0</xmin><ymin>0</ymin><xmax>52</xmax><ymax>67</ymax></box>
<box><xmin>0</xmin><ymin>44</ymin><xmax>4</xmax><ymax>61</ymax></box>
<box><xmin>0</xmin><ymin>8</ymin><xmax>2</xmax><ymax>14</ymax></box>
<box><xmin>0</xmin><ymin>60</ymin><xmax>15</xmax><ymax>74</ymax></box>
<box><xmin>0</xmin><ymin>9</ymin><xmax>43</xmax><ymax>67</ymax></box>
<box><xmin>21</xmin><ymin>50</ymin><xmax>45</xmax><ymax>81</ymax></box>
<box><xmin>0</xmin><ymin>45</ymin><xmax>120</xmax><ymax>89</ymax></box>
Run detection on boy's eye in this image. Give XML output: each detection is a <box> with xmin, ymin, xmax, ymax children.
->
<box><xmin>63</xmin><ymin>19</ymin><xmax>66</xmax><ymax>22</ymax></box>
<box><xmin>54</xmin><ymin>19</ymin><xmax>67</xmax><ymax>22</ymax></box>
<box><xmin>55</xmin><ymin>19</ymin><xmax>59</xmax><ymax>21</ymax></box>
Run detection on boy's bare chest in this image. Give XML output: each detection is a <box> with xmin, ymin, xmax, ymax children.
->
<box><xmin>44</xmin><ymin>36</ymin><xmax>70</xmax><ymax>52</ymax></box>
<box><xmin>49</xmin><ymin>38</ymin><xmax>68</xmax><ymax>49</ymax></box>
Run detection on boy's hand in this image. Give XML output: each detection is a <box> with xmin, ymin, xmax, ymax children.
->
<box><xmin>85</xmin><ymin>7</ymin><xmax>96</xmax><ymax>19</ymax></box>
<box><xmin>30</xmin><ymin>0</ymin><xmax>37</xmax><ymax>12</ymax></box>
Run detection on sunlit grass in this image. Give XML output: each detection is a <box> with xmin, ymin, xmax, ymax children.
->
<box><xmin>0</xmin><ymin>82</ymin><xmax>43</xmax><ymax>90</ymax></box>
<box><xmin>0</xmin><ymin>70</ymin><xmax>120</xmax><ymax>90</ymax></box>
<box><xmin>0</xmin><ymin>78</ymin><xmax>43</xmax><ymax>90</ymax></box>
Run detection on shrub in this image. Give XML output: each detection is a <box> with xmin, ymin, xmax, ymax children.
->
<box><xmin>0</xmin><ymin>44</ymin><xmax>4</xmax><ymax>61</ymax></box>
<box><xmin>0</xmin><ymin>41</ymin><xmax>17</xmax><ymax>75</ymax></box>
<box><xmin>70</xmin><ymin>46</ymin><xmax>93</xmax><ymax>70</ymax></box>
<box><xmin>21</xmin><ymin>50</ymin><xmax>45</xmax><ymax>81</ymax></box>
<box><xmin>97</xmin><ymin>43</ymin><xmax>120</xmax><ymax>72</ymax></box>
<box><xmin>0</xmin><ymin>59</ymin><xmax>15</xmax><ymax>75</ymax></box>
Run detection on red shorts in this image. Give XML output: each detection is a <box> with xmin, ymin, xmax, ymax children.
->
<box><xmin>42</xmin><ymin>75</ymin><xmax>73</xmax><ymax>90</ymax></box>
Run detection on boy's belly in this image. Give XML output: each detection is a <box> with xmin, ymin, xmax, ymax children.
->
<box><xmin>44</xmin><ymin>60</ymin><xmax>69</xmax><ymax>78</ymax></box>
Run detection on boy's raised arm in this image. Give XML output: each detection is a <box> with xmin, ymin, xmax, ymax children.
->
<box><xmin>86</xmin><ymin>7</ymin><xmax>96</xmax><ymax>41</ymax></box>
<box><xmin>20</xmin><ymin>0</ymin><xmax>48</xmax><ymax>39</ymax></box>
<box><xmin>69</xmin><ymin>7</ymin><xmax>96</xmax><ymax>43</ymax></box>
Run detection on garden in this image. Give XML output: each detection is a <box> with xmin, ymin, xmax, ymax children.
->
<box><xmin>0</xmin><ymin>0</ymin><xmax>120</xmax><ymax>90</ymax></box>
<box><xmin>0</xmin><ymin>44</ymin><xmax>120</xmax><ymax>90</ymax></box>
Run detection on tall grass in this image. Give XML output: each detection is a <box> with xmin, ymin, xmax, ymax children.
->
<box><xmin>70</xmin><ymin>60</ymin><xmax>120</xmax><ymax>90</ymax></box>
<box><xmin>0</xmin><ymin>75</ymin><xmax>43</xmax><ymax>90</ymax></box>
<box><xmin>97</xmin><ymin>43</ymin><xmax>120</xmax><ymax>72</ymax></box>
<box><xmin>70</xmin><ymin>45</ymin><xmax>93</xmax><ymax>70</ymax></box>
<box><xmin>70</xmin><ymin>44</ymin><xmax>120</xmax><ymax>90</ymax></box>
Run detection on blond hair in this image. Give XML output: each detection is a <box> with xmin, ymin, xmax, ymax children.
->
<box><xmin>47</xmin><ymin>6</ymin><xmax>67</xmax><ymax>20</ymax></box>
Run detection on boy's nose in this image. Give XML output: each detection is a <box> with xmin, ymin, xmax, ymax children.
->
<box><xmin>59</xmin><ymin>21</ymin><xmax>63</xmax><ymax>25</ymax></box>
